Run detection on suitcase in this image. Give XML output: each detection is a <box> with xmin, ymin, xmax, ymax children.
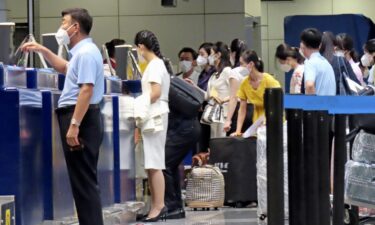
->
<box><xmin>185</xmin><ymin>165</ymin><xmax>225</xmax><ymax>210</ymax></box>
<box><xmin>209</xmin><ymin>137</ymin><xmax>257</xmax><ymax>207</ymax></box>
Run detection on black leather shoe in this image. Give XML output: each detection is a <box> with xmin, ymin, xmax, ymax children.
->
<box><xmin>136</xmin><ymin>213</ymin><xmax>148</xmax><ymax>221</ymax></box>
<box><xmin>141</xmin><ymin>206</ymin><xmax>168</xmax><ymax>222</ymax></box>
<box><xmin>166</xmin><ymin>208</ymin><xmax>186</xmax><ymax>219</ymax></box>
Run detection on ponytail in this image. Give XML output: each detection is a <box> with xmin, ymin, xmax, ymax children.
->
<box><xmin>242</xmin><ymin>50</ymin><xmax>264</xmax><ymax>72</ymax></box>
<box><xmin>134</xmin><ymin>30</ymin><xmax>173</xmax><ymax>75</ymax></box>
<box><xmin>336</xmin><ymin>33</ymin><xmax>359</xmax><ymax>62</ymax></box>
<box><xmin>275</xmin><ymin>43</ymin><xmax>304</xmax><ymax>64</ymax></box>
<box><xmin>291</xmin><ymin>47</ymin><xmax>305</xmax><ymax>64</ymax></box>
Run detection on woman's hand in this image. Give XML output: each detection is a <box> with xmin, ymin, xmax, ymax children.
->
<box><xmin>223</xmin><ymin>120</ymin><xmax>232</xmax><ymax>132</ymax></box>
<box><xmin>212</xmin><ymin>96</ymin><xmax>223</xmax><ymax>104</ymax></box>
<box><xmin>184</xmin><ymin>78</ymin><xmax>194</xmax><ymax>85</ymax></box>
<box><xmin>230</xmin><ymin>131</ymin><xmax>242</xmax><ymax>137</ymax></box>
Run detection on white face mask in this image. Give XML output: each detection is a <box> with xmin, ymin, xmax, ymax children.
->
<box><xmin>232</xmin><ymin>66</ymin><xmax>249</xmax><ymax>77</ymax></box>
<box><xmin>335</xmin><ymin>51</ymin><xmax>345</xmax><ymax>57</ymax></box>
<box><xmin>361</xmin><ymin>53</ymin><xmax>373</xmax><ymax>67</ymax></box>
<box><xmin>299</xmin><ymin>49</ymin><xmax>305</xmax><ymax>59</ymax></box>
<box><xmin>230</xmin><ymin>57</ymin><xmax>235</xmax><ymax>66</ymax></box>
<box><xmin>208</xmin><ymin>55</ymin><xmax>216</xmax><ymax>66</ymax></box>
<box><xmin>278</xmin><ymin>63</ymin><xmax>292</xmax><ymax>72</ymax></box>
<box><xmin>363</xmin><ymin>69</ymin><xmax>370</xmax><ymax>78</ymax></box>
<box><xmin>55</xmin><ymin>24</ymin><xmax>75</xmax><ymax>46</ymax></box>
<box><xmin>246</xmin><ymin>65</ymin><xmax>252</xmax><ymax>76</ymax></box>
<box><xmin>196</xmin><ymin>55</ymin><xmax>208</xmax><ymax>66</ymax></box>
<box><xmin>179</xmin><ymin>60</ymin><xmax>193</xmax><ymax>73</ymax></box>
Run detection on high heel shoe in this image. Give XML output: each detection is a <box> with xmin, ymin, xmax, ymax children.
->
<box><xmin>141</xmin><ymin>206</ymin><xmax>168</xmax><ymax>222</ymax></box>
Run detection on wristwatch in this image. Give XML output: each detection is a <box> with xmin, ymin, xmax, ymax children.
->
<box><xmin>70</xmin><ymin>118</ymin><xmax>81</xmax><ymax>127</ymax></box>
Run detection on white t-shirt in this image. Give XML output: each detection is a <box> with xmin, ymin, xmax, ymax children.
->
<box><xmin>141</xmin><ymin>58</ymin><xmax>170</xmax><ymax>117</ymax></box>
<box><xmin>207</xmin><ymin>66</ymin><xmax>232</xmax><ymax>116</ymax></box>
<box><xmin>207</xmin><ymin>66</ymin><xmax>232</xmax><ymax>100</ymax></box>
<box><xmin>229</xmin><ymin>66</ymin><xmax>249</xmax><ymax>83</ymax></box>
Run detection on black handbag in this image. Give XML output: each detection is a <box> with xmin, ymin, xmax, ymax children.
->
<box><xmin>168</xmin><ymin>76</ymin><xmax>205</xmax><ymax>118</ymax></box>
<box><xmin>348</xmin><ymin>86</ymin><xmax>375</xmax><ymax>140</ymax></box>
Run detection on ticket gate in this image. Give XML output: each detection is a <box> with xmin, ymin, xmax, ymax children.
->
<box><xmin>0</xmin><ymin>64</ymin><xmax>45</xmax><ymax>225</ymax></box>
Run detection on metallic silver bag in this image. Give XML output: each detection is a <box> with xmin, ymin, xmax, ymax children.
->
<box><xmin>186</xmin><ymin>165</ymin><xmax>225</xmax><ymax>209</ymax></box>
<box><xmin>352</xmin><ymin>130</ymin><xmax>375</xmax><ymax>164</ymax></box>
<box><xmin>345</xmin><ymin>160</ymin><xmax>375</xmax><ymax>208</ymax></box>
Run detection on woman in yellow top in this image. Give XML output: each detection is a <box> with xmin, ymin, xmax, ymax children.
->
<box><xmin>232</xmin><ymin>50</ymin><xmax>281</xmax><ymax>136</ymax></box>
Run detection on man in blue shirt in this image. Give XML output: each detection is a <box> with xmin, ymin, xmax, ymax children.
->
<box><xmin>300</xmin><ymin>28</ymin><xmax>336</xmax><ymax>96</ymax></box>
<box><xmin>22</xmin><ymin>8</ymin><xmax>104</xmax><ymax>225</ymax></box>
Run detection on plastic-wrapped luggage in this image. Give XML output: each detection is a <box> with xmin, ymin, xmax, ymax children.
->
<box><xmin>185</xmin><ymin>165</ymin><xmax>225</xmax><ymax>210</ymax></box>
<box><xmin>345</xmin><ymin>160</ymin><xmax>375</xmax><ymax>208</ymax></box>
<box><xmin>352</xmin><ymin>129</ymin><xmax>375</xmax><ymax>164</ymax></box>
<box><xmin>256</xmin><ymin>123</ymin><xmax>289</xmax><ymax>221</ymax></box>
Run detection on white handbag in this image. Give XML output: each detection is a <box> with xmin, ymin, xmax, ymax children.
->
<box><xmin>200</xmin><ymin>99</ymin><xmax>225</xmax><ymax>125</ymax></box>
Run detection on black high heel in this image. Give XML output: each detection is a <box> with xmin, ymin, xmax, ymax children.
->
<box><xmin>142</xmin><ymin>206</ymin><xmax>168</xmax><ymax>222</ymax></box>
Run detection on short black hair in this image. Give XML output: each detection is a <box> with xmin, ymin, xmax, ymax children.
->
<box><xmin>62</xmin><ymin>8</ymin><xmax>93</xmax><ymax>35</ymax></box>
<box><xmin>300</xmin><ymin>28</ymin><xmax>322</xmax><ymax>49</ymax></box>
<box><xmin>199</xmin><ymin>42</ymin><xmax>213</xmax><ymax>56</ymax></box>
<box><xmin>178</xmin><ymin>47</ymin><xmax>198</xmax><ymax>60</ymax></box>
<box><xmin>105</xmin><ymin>39</ymin><xmax>126</xmax><ymax>58</ymax></box>
<box><xmin>364</xmin><ymin>39</ymin><xmax>375</xmax><ymax>54</ymax></box>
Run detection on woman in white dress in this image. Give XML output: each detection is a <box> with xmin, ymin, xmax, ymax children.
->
<box><xmin>134</xmin><ymin>30</ymin><xmax>171</xmax><ymax>222</ymax></box>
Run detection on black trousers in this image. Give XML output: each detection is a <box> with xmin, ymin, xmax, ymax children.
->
<box><xmin>164</xmin><ymin>113</ymin><xmax>201</xmax><ymax>211</ymax></box>
<box><xmin>198</xmin><ymin>101</ymin><xmax>210</xmax><ymax>153</ymax></box>
<box><xmin>56</xmin><ymin>105</ymin><xmax>104</xmax><ymax>225</ymax></box>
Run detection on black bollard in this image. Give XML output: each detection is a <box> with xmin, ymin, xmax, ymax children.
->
<box><xmin>317</xmin><ymin>111</ymin><xmax>331</xmax><ymax>225</ymax></box>
<box><xmin>332</xmin><ymin>115</ymin><xmax>347</xmax><ymax>225</ymax></box>
<box><xmin>286</xmin><ymin>109</ymin><xmax>305</xmax><ymax>225</ymax></box>
<box><xmin>303</xmin><ymin>111</ymin><xmax>320</xmax><ymax>225</ymax></box>
<box><xmin>265</xmin><ymin>88</ymin><xmax>284</xmax><ymax>225</ymax></box>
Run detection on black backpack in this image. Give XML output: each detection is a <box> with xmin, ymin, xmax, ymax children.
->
<box><xmin>168</xmin><ymin>76</ymin><xmax>205</xmax><ymax>118</ymax></box>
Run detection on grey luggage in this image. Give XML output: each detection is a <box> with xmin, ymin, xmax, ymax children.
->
<box><xmin>352</xmin><ymin>130</ymin><xmax>375</xmax><ymax>164</ymax></box>
<box><xmin>345</xmin><ymin>160</ymin><xmax>375</xmax><ymax>208</ymax></box>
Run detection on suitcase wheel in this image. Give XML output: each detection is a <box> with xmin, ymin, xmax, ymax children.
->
<box><xmin>214</xmin><ymin>207</ymin><xmax>219</xmax><ymax>211</ymax></box>
<box><xmin>259</xmin><ymin>214</ymin><xmax>267</xmax><ymax>221</ymax></box>
<box><xmin>193</xmin><ymin>208</ymin><xmax>197</xmax><ymax>211</ymax></box>
<box><xmin>206</xmin><ymin>208</ymin><xmax>210</xmax><ymax>211</ymax></box>
<box><xmin>235</xmin><ymin>202</ymin><xmax>244</xmax><ymax>208</ymax></box>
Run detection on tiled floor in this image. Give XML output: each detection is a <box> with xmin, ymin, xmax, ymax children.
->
<box><xmin>131</xmin><ymin>208</ymin><xmax>263</xmax><ymax>225</ymax></box>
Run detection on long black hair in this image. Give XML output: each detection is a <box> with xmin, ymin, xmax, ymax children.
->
<box><xmin>105</xmin><ymin>38</ymin><xmax>125</xmax><ymax>58</ymax></box>
<box><xmin>275</xmin><ymin>43</ymin><xmax>304</xmax><ymax>64</ymax></box>
<box><xmin>336</xmin><ymin>33</ymin><xmax>359</xmax><ymax>62</ymax></box>
<box><xmin>212</xmin><ymin>41</ymin><xmax>231</xmax><ymax>74</ymax></box>
<box><xmin>199</xmin><ymin>42</ymin><xmax>213</xmax><ymax>56</ymax></box>
<box><xmin>319</xmin><ymin>31</ymin><xmax>336</xmax><ymax>64</ymax></box>
<box><xmin>241</xmin><ymin>50</ymin><xmax>264</xmax><ymax>72</ymax></box>
<box><xmin>230</xmin><ymin>38</ymin><xmax>247</xmax><ymax>67</ymax></box>
<box><xmin>134</xmin><ymin>30</ymin><xmax>173</xmax><ymax>75</ymax></box>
